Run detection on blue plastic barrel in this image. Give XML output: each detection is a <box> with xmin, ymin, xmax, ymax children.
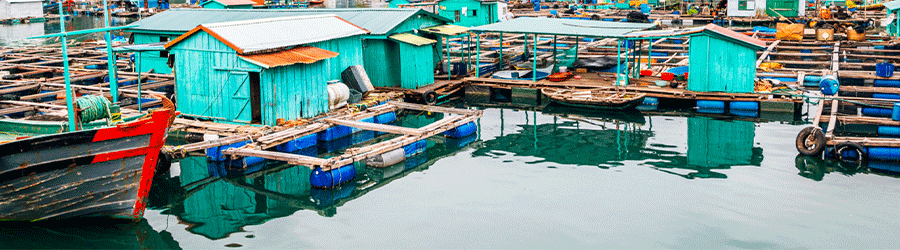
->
<box><xmin>868</xmin><ymin>147</ymin><xmax>900</xmax><ymax>161</ymax></box>
<box><xmin>877</xmin><ymin>126</ymin><xmax>900</xmax><ymax>137</ymax></box>
<box><xmin>873</xmin><ymin>93</ymin><xmax>900</xmax><ymax>99</ymax></box>
<box><xmin>697</xmin><ymin>100</ymin><xmax>725</xmax><ymax>109</ymax></box>
<box><xmin>729</xmin><ymin>110</ymin><xmax>758</xmax><ymax>117</ymax></box>
<box><xmin>310</xmin><ymin>165</ymin><xmax>356</xmax><ymax>189</ymax></box>
<box><xmin>206</xmin><ymin>140</ymin><xmax>251</xmax><ymax>161</ymax></box>
<box><xmin>819</xmin><ymin>75</ymin><xmax>839</xmax><ymax>95</ymax></box>
<box><xmin>876</xmin><ymin>62</ymin><xmax>895</xmax><ymax>77</ymax></box>
<box><xmin>874</xmin><ymin>79</ymin><xmax>900</xmax><ymax>87</ymax></box>
<box><xmin>402</xmin><ymin>140</ymin><xmax>427</xmax><ymax>157</ymax></box>
<box><xmin>868</xmin><ymin>161</ymin><xmax>900</xmax><ymax>173</ymax></box>
<box><xmin>729</xmin><ymin>101</ymin><xmax>759</xmax><ymax>111</ymax></box>
<box><xmin>862</xmin><ymin>107</ymin><xmax>893</xmax><ymax>117</ymax></box>
<box><xmin>318</xmin><ymin>125</ymin><xmax>352</xmax><ymax>142</ymax></box>
<box><xmin>637</xmin><ymin>97</ymin><xmax>659</xmax><ymax>111</ymax></box>
<box><xmin>550</xmin><ymin>10</ymin><xmax>558</xmax><ymax>15</ymax></box>
<box><xmin>374</xmin><ymin>111</ymin><xmax>397</xmax><ymax>124</ymax></box>
<box><xmin>276</xmin><ymin>133</ymin><xmax>317</xmax><ymax>153</ymax></box>
<box><xmin>444</xmin><ymin>122</ymin><xmax>477</xmax><ymax>139</ymax></box>
<box><xmin>894</xmin><ymin>103</ymin><xmax>900</xmax><ymax>121</ymax></box>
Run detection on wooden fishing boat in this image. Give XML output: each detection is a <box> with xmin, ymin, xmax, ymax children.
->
<box><xmin>0</xmin><ymin>108</ymin><xmax>174</xmax><ymax>221</ymax></box>
<box><xmin>541</xmin><ymin>88</ymin><xmax>646</xmax><ymax>110</ymax></box>
<box><xmin>492</xmin><ymin>65</ymin><xmax>553</xmax><ymax>81</ymax></box>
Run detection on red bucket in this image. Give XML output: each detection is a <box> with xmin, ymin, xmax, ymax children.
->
<box><xmin>661</xmin><ymin>72</ymin><xmax>674</xmax><ymax>81</ymax></box>
<box><xmin>640</xmin><ymin>70</ymin><xmax>653</xmax><ymax>76</ymax></box>
<box><xmin>684</xmin><ymin>72</ymin><xmax>689</xmax><ymax>80</ymax></box>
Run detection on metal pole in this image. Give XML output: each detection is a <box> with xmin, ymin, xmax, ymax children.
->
<box><xmin>552</xmin><ymin>35</ymin><xmax>557</xmax><ymax>66</ymax></box>
<box><xmin>647</xmin><ymin>37</ymin><xmax>652</xmax><ymax>69</ymax></box>
<box><xmin>137</xmin><ymin>53</ymin><xmax>142</xmax><ymax>112</ymax></box>
<box><xmin>616</xmin><ymin>39</ymin><xmax>621</xmax><ymax>87</ymax></box>
<box><xmin>636</xmin><ymin>40</ymin><xmax>642</xmax><ymax>79</ymax></box>
<box><xmin>60</xmin><ymin>3</ymin><xmax>77</xmax><ymax>132</ymax></box>
<box><xmin>532</xmin><ymin>33</ymin><xmax>537</xmax><ymax>82</ymax></box>
<box><xmin>574</xmin><ymin>36</ymin><xmax>579</xmax><ymax>62</ymax></box>
<box><xmin>103</xmin><ymin>0</ymin><xmax>118</xmax><ymax>103</ymax></box>
<box><xmin>498</xmin><ymin>32</ymin><xmax>504</xmax><ymax>69</ymax></box>
<box><xmin>476</xmin><ymin>33</ymin><xmax>481</xmax><ymax>77</ymax></box>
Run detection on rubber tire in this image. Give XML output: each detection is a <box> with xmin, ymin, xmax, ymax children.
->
<box><xmin>796</xmin><ymin>126</ymin><xmax>826</xmax><ymax>156</ymax></box>
<box><xmin>834</xmin><ymin>141</ymin><xmax>867</xmax><ymax>164</ymax></box>
<box><xmin>591</xmin><ymin>14</ymin><xmax>600</xmax><ymax>20</ymax></box>
<box><xmin>423</xmin><ymin>91</ymin><xmax>438</xmax><ymax>104</ymax></box>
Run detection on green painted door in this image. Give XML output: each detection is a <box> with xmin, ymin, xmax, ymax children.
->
<box><xmin>766</xmin><ymin>0</ymin><xmax>798</xmax><ymax>17</ymax></box>
<box><xmin>228</xmin><ymin>71</ymin><xmax>252</xmax><ymax>123</ymax></box>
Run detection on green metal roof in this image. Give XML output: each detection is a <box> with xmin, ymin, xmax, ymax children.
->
<box><xmin>419</xmin><ymin>24</ymin><xmax>469</xmax><ymax>36</ymax></box>
<box><xmin>885</xmin><ymin>0</ymin><xmax>900</xmax><ymax>11</ymax></box>
<box><xmin>126</xmin><ymin>8</ymin><xmax>451</xmax><ymax>36</ymax></box>
<box><xmin>469</xmin><ymin>17</ymin><xmax>657</xmax><ymax>38</ymax></box>
<box><xmin>389</xmin><ymin>33</ymin><xmax>436</xmax><ymax>46</ymax></box>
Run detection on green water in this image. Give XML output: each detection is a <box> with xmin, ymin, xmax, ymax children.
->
<box><xmin>0</xmin><ymin>15</ymin><xmax>136</xmax><ymax>47</ymax></box>
<box><xmin>2</xmin><ymin>16</ymin><xmax>900</xmax><ymax>249</ymax></box>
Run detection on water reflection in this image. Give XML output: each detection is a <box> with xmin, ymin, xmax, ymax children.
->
<box><xmin>0</xmin><ymin>23</ymin><xmax>44</xmax><ymax>46</ymax></box>
<box><xmin>0</xmin><ymin>15</ymin><xmax>136</xmax><ymax>46</ymax></box>
<box><xmin>473</xmin><ymin>105</ymin><xmax>764</xmax><ymax>179</ymax></box>
<box><xmin>0</xmin><ymin>219</ymin><xmax>180</xmax><ymax>249</ymax></box>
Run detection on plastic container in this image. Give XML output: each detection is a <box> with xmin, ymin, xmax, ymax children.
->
<box><xmin>877</xmin><ymin>126</ymin><xmax>900</xmax><ymax>137</ymax></box>
<box><xmin>374</xmin><ymin>111</ymin><xmax>397</xmax><ymax>124</ymax></box>
<box><xmin>819</xmin><ymin>75</ymin><xmax>839</xmax><ymax>95</ymax></box>
<box><xmin>276</xmin><ymin>134</ymin><xmax>317</xmax><ymax>153</ymax></box>
<box><xmin>654</xmin><ymin>80</ymin><xmax>667</xmax><ymax>87</ymax></box>
<box><xmin>640</xmin><ymin>70</ymin><xmax>653</xmax><ymax>76</ymax></box>
<box><xmin>402</xmin><ymin>140</ymin><xmax>428</xmax><ymax>157</ymax></box>
<box><xmin>310</xmin><ymin>165</ymin><xmax>356</xmax><ymax>189</ymax></box>
<box><xmin>697</xmin><ymin>100</ymin><xmax>725</xmax><ymax>109</ymax></box>
<box><xmin>366</xmin><ymin>148</ymin><xmax>406</xmax><ymax>168</ymax></box>
<box><xmin>894</xmin><ymin>103</ymin><xmax>900</xmax><ymax>121</ymax></box>
<box><xmin>318</xmin><ymin>125</ymin><xmax>352</xmax><ymax>142</ymax></box>
<box><xmin>873</xmin><ymin>93</ymin><xmax>900</xmax><ymax>99</ymax></box>
<box><xmin>661</xmin><ymin>72</ymin><xmax>674</xmax><ymax>81</ymax></box>
<box><xmin>868</xmin><ymin>147</ymin><xmax>900</xmax><ymax>161</ymax></box>
<box><xmin>875</xmin><ymin>79</ymin><xmax>900</xmax><ymax>87</ymax></box>
<box><xmin>862</xmin><ymin>107</ymin><xmax>893</xmax><ymax>117</ymax></box>
<box><xmin>444</xmin><ymin>122</ymin><xmax>477</xmax><ymax>139</ymax></box>
<box><xmin>729</xmin><ymin>101</ymin><xmax>759</xmax><ymax>111</ymax></box>
<box><xmin>876</xmin><ymin>62</ymin><xmax>895</xmax><ymax>78</ymax></box>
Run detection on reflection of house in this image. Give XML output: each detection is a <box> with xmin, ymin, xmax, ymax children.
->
<box><xmin>0</xmin><ymin>0</ymin><xmax>42</xmax><ymax>20</ymax></box>
<box><xmin>128</xmin><ymin>9</ymin><xmax>450</xmax><ymax>89</ymax></box>
<box><xmin>726</xmin><ymin>0</ymin><xmax>807</xmax><ymax>17</ymax></box>
<box><xmin>437</xmin><ymin>0</ymin><xmax>499</xmax><ymax>26</ymax></box>
<box><xmin>687</xmin><ymin>116</ymin><xmax>760</xmax><ymax>168</ymax></box>
<box><xmin>164</xmin><ymin>15</ymin><xmax>368</xmax><ymax>124</ymax></box>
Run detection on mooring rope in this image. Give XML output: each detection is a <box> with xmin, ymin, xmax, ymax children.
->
<box><xmin>75</xmin><ymin>95</ymin><xmax>112</xmax><ymax>123</ymax></box>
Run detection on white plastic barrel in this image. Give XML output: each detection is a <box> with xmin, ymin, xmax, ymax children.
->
<box><xmin>327</xmin><ymin>81</ymin><xmax>350</xmax><ymax>109</ymax></box>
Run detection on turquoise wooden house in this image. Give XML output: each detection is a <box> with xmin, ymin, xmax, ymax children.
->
<box><xmin>886</xmin><ymin>1</ymin><xmax>900</xmax><ymax>37</ymax></box>
<box><xmin>685</xmin><ymin>24</ymin><xmax>765</xmax><ymax>93</ymax></box>
<box><xmin>127</xmin><ymin>8</ymin><xmax>451</xmax><ymax>89</ymax></box>
<box><xmin>437</xmin><ymin>0</ymin><xmax>499</xmax><ymax>27</ymax></box>
<box><xmin>164</xmin><ymin>15</ymin><xmax>368</xmax><ymax>125</ymax></box>
<box><xmin>200</xmin><ymin>0</ymin><xmax>255</xmax><ymax>9</ymax></box>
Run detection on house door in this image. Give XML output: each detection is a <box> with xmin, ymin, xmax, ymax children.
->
<box><xmin>227</xmin><ymin>71</ymin><xmax>255</xmax><ymax>123</ymax></box>
<box><xmin>249</xmin><ymin>72</ymin><xmax>261</xmax><ymax>124</ymax></box>
<box><xmin>766</xmin><ymin>0</ymin><xmax>798</xmax><ymax>17</ymax></box>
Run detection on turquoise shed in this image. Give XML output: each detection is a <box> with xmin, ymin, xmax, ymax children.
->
<box><xmin>127</xmin><ymin>8</ymin><xmax>451</xmax><ymax>89</ymax></box>
<box><xmin>686</xmin><ymin>24</ymin><xmax>765</xmax><ymax>93</ymax></box>
<box><xmin>886</xmin><ymin>1</ymin><xmax>900</xmax><ymax>37</ymax></box>
<box><xmin>200</xmin><ymin>0</ymin><xmax>255</xmax><ymax>9</ymax></box>
<box><xmin>437</xmin><ymin>0</ymin><xmax>499</xmax><ymax>27</ymax></box>
<box><xmin>164</xmin><ymin>15</ymin><xmax>368</xmax><ymax>125</ymax></box>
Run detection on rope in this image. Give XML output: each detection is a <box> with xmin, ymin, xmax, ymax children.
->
<box><xmin>74</xmin><ymin>95</ymin><xmax>112</xmax><ymax>123</ymax></box>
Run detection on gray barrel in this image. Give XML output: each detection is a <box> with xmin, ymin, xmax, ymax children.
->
<box><xmin>365</xmin><ymin>148</ymin><xmax>406</xmax><ymax>168</ymax></box>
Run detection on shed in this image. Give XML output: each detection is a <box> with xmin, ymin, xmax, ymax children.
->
<box><xmin>127</xmin><ymin>9</ymin><xmax>451</xmax><ymax>89</ymax></box>
<box><xmin>200</xmin><ymin>0</ymin><xmax>255</xmax><ymax>9</ymax></box>
<box><xmin>0</xmin><ymin>0</ymin><xmax>42</xmax><ymax>20</ymax></box>
<box><xmin>886</xmin><ymin>1</ymin><xmax>900</xmax><ymax>37</ymax></box>
<box><xmin>626</xmin><ymin>24</ymin><xmax>765</xmax><ymax>93</ymax></box>
<box><xmin>164</xmin><ymin>15</ymin><xmax>369</xmax><ymax>125</ymax></box>
<box><xmin>437</xmin><ymin>0</ymin><xmax>499</xmax><ymax>26</ymax></box>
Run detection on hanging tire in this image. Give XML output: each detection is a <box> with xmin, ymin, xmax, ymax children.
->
<box><xmin>796</xmin><ymin>126</ymin><xmax>826</xmax><ymax>156</ymax></box>
<box><xmin>834</xmin><ymin>141</ymin><xmax>867</xmax><ymax>164</ymax></box>
<box><xmin>422</xmin><ymin>91</ymin><xmax>438</xmax><ymax>104</ymax></box>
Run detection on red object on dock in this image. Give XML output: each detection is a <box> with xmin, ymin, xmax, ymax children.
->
<box><xmin>661</xmin><ymin>72</ymin><xmax>674</xmax><ymax>81</ymax></box>
<box><xmin>684</xmin><ymin>72</ymin><xmax>689</xmax><ymax>80</ymax></box>
<box><xmin>640</xmin><ymin>70</ymin><xmax>653</xmax><ymax>76</ymax></box>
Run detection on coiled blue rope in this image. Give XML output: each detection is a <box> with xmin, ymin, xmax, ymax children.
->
<box><xmin>75</xmin><ymin>95</ymin><xmax>111</xmax><ymax>123</ymax></box>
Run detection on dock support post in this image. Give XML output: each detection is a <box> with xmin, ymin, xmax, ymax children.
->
<box><xmin>574</xmin><ymin>36</ymin><xmax>579</xmax><ymax>62</ymax></box>
<box><xmin>498</xmin><ymin>32</ymin><xmax>504</xmax><ymax>69</ymax></box>
<box><xmin>616</xmin><ymin>38</ymin><xmax>621</xmax><ymax>87</ymax></box>
<box><xmin>59</xmin><ymin>3</ymin><xmax>76</xmax><ymax>132</ymax></box>
<box><xmin>137</xmin><ymin>53</ymin><xmax>142</xmax><ymax>111</ymax></box>
<box><xmin>103</xmin><ymin>0</ymin><xmax>118</xmax><ymax>103</ymax></box>
<box><xmin>532</xmin><ymin>33</ymin><xmax>537</xmax><ymax>82</ymax></box>
<box><xmin>476</xmin><ymin>33</ymin><xmax>481</xmax><ymax>77</ymax></box>
<box><xmin>552</xmin><ymin>35</ymin><xmax>557</xmax><ymax>67</ymax></box>
<box><xmin>636</xmin><ymin>40</ymin><xmax>641</xmax><ymax>79</ymax></box>
<box><xmin>647</xmin><ymin>37</ymin><xmax>652</xmax><ymax>69</ymax></box>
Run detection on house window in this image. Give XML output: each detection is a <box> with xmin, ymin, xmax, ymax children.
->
<box><xmin>738</xmin><ymin>0</ymin><xmax>755</xmax><ymax>10</ymax></box>
<box><xmin>159</xmin><ymin>36</ymin><xmax>169</xmax><ymax>58</ymax></box>
<box><xmin>454</xmin><ymin>10</ymin><xmax>460</xmax><ymax>22</ymax></box>
<box><xmin>471</xmin><ymin>9</ymin><xmax>477</xmax><ymax>16</ymax></box>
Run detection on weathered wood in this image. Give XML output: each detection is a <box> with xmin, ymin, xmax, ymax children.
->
<box><xmin>222</xmin><ymin>148</ymin><xmax>331</xmax><ymax>167</ymax></box>
<box><xmin>756</xmin><ymin>40</ymin><xmax>780</xmax><ymax>67</ymax></box>
<box><xmin>324</xmin><ymin>118</ymin><xmax>424</xmax><ymax>136</ymax></box>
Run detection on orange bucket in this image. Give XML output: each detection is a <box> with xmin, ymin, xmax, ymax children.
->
<box><xmin>661</xmin><ymin>72</ymin><xmax>674</xmax><ymax>81</ymax></box>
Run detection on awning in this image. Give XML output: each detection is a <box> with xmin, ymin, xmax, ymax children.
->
<box><xmin>112</xmin><ymin>42</ymin><xmax>167</xmax><ymax>52</ymax></box>
<box><xmin>420</xmin><ymin>24</ymin><xmax>469</xmax><ymax>36</ymax></box>
<box><xmin>469</xmin><ymin>17</ymin><xmax>656</xmax><ymax>38</ymax></box>
<box><xmin>238</xmin><ymin>46</ymin><xmax>338</xmax><ymax>68</ymax></box>
<box><xmin>388</xmin><ymin>33</ymin><xmax>436</xmax><ymax>46</ymax></box>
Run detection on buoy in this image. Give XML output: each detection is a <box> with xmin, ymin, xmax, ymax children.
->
<box><xmin>819</xmin><ymin>75</ymin><xmax>839</xmax><ymax>95</ymax></box>
<box><xmin>696</xmin><ymin>100</ymin><xmax>725</xmax><ymax>110</ymax></box>
<box><xmin>873</xmin><ymin>93</ymin><xmax>900</xmax><ymax>99</ymax></box>
<box><xmin>402</xmin><ymin>140</ymin><xmax>427</xmax><ymax>157</ymax></box>
<box><xmin>366</xmin><ymin>148</ymin><xmax>406</xmax><ymax>168</ymax></box>
<box><xmin>875</xmin><ymin>79</ymin><xmax>900</xmax><ymax>87</ymax></box>
<box><xmin>893</xmin><ymin>103</ymin><xmax>900</xmax><ymax>121</ymax></box>
<box><xmin>310</xmin><ymin>165</ymin><xmax>356</xmax><ymax>189</ymax></box>
<box><xmin>862</xmin><ymin>107</ymin><xmax>893</xmax><ymax>117</ymax></box>
<box><xmin>276</xmin><ymin>134</ymin><xmax>317</xmax><ymax>153</ymax></box>
<box><xmin>374</xmin><ymin>112</ymin><xmax>397</xmax><ymax>124</ymax></box>
<box><xmin>867</xmin><ymin>147</ymin><xmax>900</xmax><ymax>161</ymax></box>
<box><xmin>444</xmin><ymin>122</ymin><xmax>477</xmax><ymax>139</ymax></box>
<box><xmin>729</xmin><ymin>101</ymin><xmax>759</xmax><ymax>111</ymax></box>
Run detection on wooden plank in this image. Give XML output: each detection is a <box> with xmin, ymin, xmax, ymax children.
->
<box><xmin>389</xmin><ymin>101</ymin><xmax>479</xmax><ymax>115</ymax></box>
<box><xmin>323</xmin><ymin>118</ymin><xmax>424</xmax><ymax>136</ymax></box>
<box><xmin>222</xmin><ymin>148</ymin><xmax>331</xmax><ymax>167</ymax></box>
<box><xmin>756</xmin><ymin>40</ymin><xmax>780</xmax><ymax>67</ymax></box>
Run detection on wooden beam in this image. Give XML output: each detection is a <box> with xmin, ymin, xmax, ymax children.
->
<box><xmin>756</xmin><ymin>40</ymin><xmax>780</xmax><ymax>67</ymax></box>
<box><xmin>222</xmin><ymin>148</ymin><xmax>331</xmax><ymax>167</ymax></box>
<box><xmin>323</xmin><ymin>118</ymin><xmax>424</xmax><ymax>136</ymax></box>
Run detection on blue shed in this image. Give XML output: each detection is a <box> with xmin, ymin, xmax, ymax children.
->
<box><xmin>164</xmin><ymin>15</ymin><xmax>368</xmax><ymax>125</ymax></box>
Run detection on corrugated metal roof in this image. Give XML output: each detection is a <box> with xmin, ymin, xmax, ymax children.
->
<box><xmin>165</xmin><ymin>15</ymin><xmax>368</xmax><ymax>54</ymax></box>
<box><xmin>238</xmin><ymin>46</ymin><xmax>339</xmax><ymax>68</ymax></box>
<box><xmin>202</xmin><ymin>0</ymin><xmax>255</xmax><ymax>6</ymax></box>
<box><xmin>469</xmin><ymin>17</ymin><xmax>656</xmax><ymax>38</ymax></box>
<box><xmin>626</xmin><ymin>24</ymin><xmax>765</xmax><ymax>49</ymax></box>
<box><xmin>127</xmin><ymin>8</ymin><xmax>451</xmax><ymax>35</ymax></box>
<box><xmin>885</xmin><ymin>0</ymin><xmax>900</xmax><ymax>10</ymax></box>
<box><xmin>420</xmin><ymin>24</ymin><xmax>469</xmax><ymax>36</ymax></box>
<box><xmin>113</xmin><ymin>42</ymin><xmax>167</xmax><ymax>52</ymax></box>
<box><xmin>388</xmin><ymin>33</ymin><xmax>436</xmax><ymax>46</ymax></box>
